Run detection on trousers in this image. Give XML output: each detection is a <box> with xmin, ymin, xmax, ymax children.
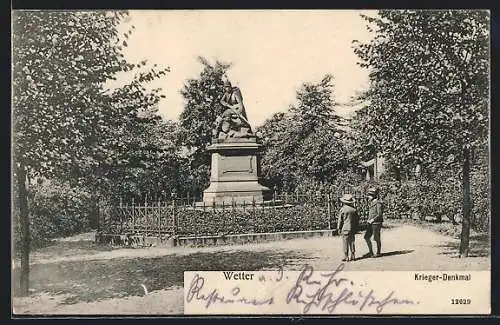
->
<box><xmin>342</xmin><ymin>232</ymin><xmax>355</xmax><ymax>258</ymax></box>
<box><xmin>364</xmin><ymin>223</ymin><xmax>382</xmax><ymax>254</ymax></box>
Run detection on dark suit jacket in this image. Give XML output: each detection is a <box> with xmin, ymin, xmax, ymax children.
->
<box><xmin>337</xmin><ymin>204</ymin><xmax>359</xmax><ymax>234</ymax></box>
<box><xmin>368</xmin><ymin>199</ymin><xmax>384</xmax><ymax>224</ymax></box>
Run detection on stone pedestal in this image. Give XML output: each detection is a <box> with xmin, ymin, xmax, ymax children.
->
<box><xmin>203</xmin><ymin>138</ymin><xmax>270</xmax><ymax>204</ymax></box>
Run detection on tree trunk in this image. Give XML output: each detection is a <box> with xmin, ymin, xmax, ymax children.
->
<box><xmin>16</xmin><ymin>163</ymin><xmax>30</xmax><ymax>296</ymax></box>
<box><xmin>459</xmin><ymin>147</ymin><xmax>471</xmax><ymax>258</ymax></box>
<box><xmin>89</xmin><ymin>195</ymin><xmax>99</xmax><ymax>230</ymax></box>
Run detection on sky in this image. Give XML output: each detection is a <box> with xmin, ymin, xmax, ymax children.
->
<box><xmin>113</xmin><ymin>10</ymin><xmax>374</xmax><ymax>128</ymax></box>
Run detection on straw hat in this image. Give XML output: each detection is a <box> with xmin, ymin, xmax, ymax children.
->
<box><xmin>340</xmin><ymin>194</ymin><xmax>355</xmax><ymax>205</ymax></box>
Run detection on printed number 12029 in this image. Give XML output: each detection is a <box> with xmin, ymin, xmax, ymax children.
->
<box><xmin>451</xmin><ymin>298</ymin><xmax>471</xmax><ymax>305</ymax></box>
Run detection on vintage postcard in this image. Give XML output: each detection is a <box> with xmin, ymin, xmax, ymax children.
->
<box><xmin>11</xmin><ymin>9</ymin><xmax>491</xmax><ymax>316</ymax></box>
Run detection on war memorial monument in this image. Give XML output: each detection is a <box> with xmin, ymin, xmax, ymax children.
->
<box><xmin>202</xmin><ymin>77</ymin><xmax>270</xmax><ymax>204</ymax></box>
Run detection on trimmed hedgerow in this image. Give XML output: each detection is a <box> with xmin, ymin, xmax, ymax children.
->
<box><xmin>174</xmin><ymin>205</ymin><xmax>330</xmax><ymax>237</ymax></box>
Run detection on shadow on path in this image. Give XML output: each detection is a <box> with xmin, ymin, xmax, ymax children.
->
<box><xmin>12</xmin><ymin>249</ymin><xmax>310</xmax><ymax>305</ymax></box>
<box><xmin>354</xmin><ymin>250</ymin><xmax>414</xmax><ymax>261</ymax></box>
<box><xmin>436</xmin><ymin>233</ymin><xmax>490</xmax><ymax>258</ymax></box>
<box><xmin>379</xmin><ymin>250</ymin><xmax>414</xmax><ymax>257</ymax></box>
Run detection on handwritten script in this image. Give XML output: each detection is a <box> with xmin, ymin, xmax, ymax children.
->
<box><xmin>286</xmin><ymin>263</ymin><xmax>418</xmax><ymax>313</ymax></box>
<box><xmin>186</xmin><ymin>273</ymin><xmax>274</xmax><ymax>308</ymax></box>
<box><xmin>184</xmin><ymin>265</ymin><xmax>418</xmax><ymax>314</ymax></box>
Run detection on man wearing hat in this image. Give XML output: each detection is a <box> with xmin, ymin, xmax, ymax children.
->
<box><xmin>364</xmin><ymin>187</ymin><xmax>384</xmax><ymax>257</ymax></box>
<box><xmin>337</xmin><ymin>193</ymin><xmax>360</xmax><ymax>262</ymax></box>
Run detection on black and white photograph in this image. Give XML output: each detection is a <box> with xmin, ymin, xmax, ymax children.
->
<box><xmin>11</xmin><ymin>9</ymin><xmax>491</xmax><ymax>315</ymax></box>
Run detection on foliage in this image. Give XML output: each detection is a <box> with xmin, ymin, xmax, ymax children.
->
<box><xmin>99</xmin><ymin>192</ymin><xmax>378</xmax><ymax>238</ymax></box>
<box><xmin>98</xmin><ymin>173</ymin><xmax>487</xmax><ymax>240</ymax></box>
<box><xmin>258</xmin><ymin>75</ymin><xmax>353</xmax><ymax>192</ymax></box>
<box><xmin>105</xmin><ymin>204</ymin><xmax>331</xmax><ymax>237</ymax></box>
<box><xmin>97</xmin><ymin>118</ymin><xmax>185</xmax><ymax>203</ymax></box>
<box><xmin>352</xmin><ymin>10</ymin><xmax>489</xmax><ymax>170</ymax></box>
<box><xmin>12</xmin><ymin>10</ymin><xmax>171</xmax><ymax>293</ymax></box>
<box><xmin>352</xmin><ymin>10</ymin><xmax>490</xmax><ymax>256</ymax></box>
<box><xmin>177</xmin><ymin>57</ymin><xmax>232</xmax><ymax>195</ymax></box>
<box><xmin>13</xmin><ymin>181</ymin><xmax>94</xmax><ymax>250</ymax></box>
<box><xmin>257</xmin><ymin>112</ymin><xmax>296</xmax><ymax>191</ymax></box>
<box><xmin>289</xmin><ymin>74</ymin><xmax>343</xmax><ymax>136</ymax></box>
<box><xmin>13</xmin><ymin>10</ymin><xmax>171</xmax><ymax>196</ymax></box>
<box><xmin>12</xmin><ymin>9</ymin><xmax>177</xmax><ymax>204</ymax></box>
<box><xmin>368</xmin><ymin>172</ymin><xmax>489</xmax><ymax>232</ymax></box>
<box><xmin>345</xmin><ymin>106</ymin><xmax>376</xmax><ymax>163</ymax></box>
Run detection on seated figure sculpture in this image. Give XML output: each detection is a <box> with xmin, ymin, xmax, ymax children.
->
<box><xmin>213</xmin><ymin>76</ymin><xmax>254</xmax><ymax>140</ymax></box>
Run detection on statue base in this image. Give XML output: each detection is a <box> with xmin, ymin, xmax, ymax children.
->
<box><xmin>202</xmin><ymin>138</ymin><xmax>271</xmax><ymax>205</ymax></box>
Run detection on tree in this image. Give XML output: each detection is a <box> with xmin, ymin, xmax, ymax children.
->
<box><xmin>177</xmin><ymin>57</ymin><xmax>231</xmax><ymax>196</ymax></box>
<box><xmin>257</xmin><ymin>112</ymin><xmax>295</xmax><ymax>191</ymax></box>
<box><xmin>290</xmin><ymin>74</ymin><xmax>343</xmax><ymax>139</ymax></box>
<box><xmin>353</xmin><ymin>10</ymin><xmax>489</xmax><ymax>257</ymax></box>
<box><xmin>347</xmin><ymin>101</ymin><xmax>405</xmax><ymax>182</ymax></box>
<box><xmin>347</xmin><ymin>101</ymin><xmax>378</xmax><ymax>162</ymax></box>
<box><xmin>93</xmin><ymin>116</ymin><xmax>182</xmax><ymax>203</ymax></box>
<box><xmin>12</xmin><ymin>10</ymin><xmax>169</xmax><ymax>295</ymax></box>
<box><xmin>257</xmin><ymin>74</ymin><xmax>350</xmax><ymax>191</ymax></box>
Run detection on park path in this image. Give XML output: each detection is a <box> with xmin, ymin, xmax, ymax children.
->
<box><xmin>12</xmin><ymin>221</ymin><xmax>490</xmax><ymax>315</ymax></box>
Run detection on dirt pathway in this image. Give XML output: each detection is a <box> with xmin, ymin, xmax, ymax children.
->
<box><xmin>12</xmin><ymin>221</ymin><xmax>490</xmax><ymax>315</ymax></box>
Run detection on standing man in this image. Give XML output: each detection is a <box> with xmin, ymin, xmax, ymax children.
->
<box><xmin>337</xmin><ymin>194</ymin><xmax>360</xmax><ymax>262</ymax></box>
<box><xmin>364</xmin><ymin>187</ymin><xmax>384</xmax><ymax>257</ymax></box>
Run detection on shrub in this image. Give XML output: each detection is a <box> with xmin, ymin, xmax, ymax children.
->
<box><xmin>98</xmin><ymin>165</ymin><xmax>490</xmax><ymax>238</ymax></box>
<box><xmin>101</xmin><ymin>202</ymin><xmax>336</xmax><ymax>237</ymax></box>
<box><xmin>173</xmin><ymin>204</ymin><xmax>331</xmax><ymax>236</ymax></box>
<box><xmin>13</xmin><ymin>180</ymin><xmax>94</xmax><ymax>249</ymax></box>
<box><xmin>365</xmin><ymin>169</ymin><xmax>489</xmax><ymax>232</ymax></box>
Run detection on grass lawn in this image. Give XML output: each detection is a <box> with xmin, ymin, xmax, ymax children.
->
<box><xmin>12</xmin><ymin>247</ymin><xmax>311</xmax><ymax>305</ymax></box>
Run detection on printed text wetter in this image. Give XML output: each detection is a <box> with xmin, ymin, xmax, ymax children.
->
<box><xmin>223</xmin><ymin>272</ymin><xmax>255</xmax><ymax>280</ymax></box>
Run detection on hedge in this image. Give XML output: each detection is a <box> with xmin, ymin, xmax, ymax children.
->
<box><xmin>173</xmin><ymin>205</ymin><xmax>332</xmax><ymax>236</ymax></box>
<box><xmin>372</xmin><ymin>172</ymin><xmax>489</xmax><ymax>232</ymax></box>
<box><xmin>13</xmin><ymin>181</ymin><xmax>95</xmax><ymax>249</ymax></box>
<box><xmin>100</xmin><ymin>202</ymin><xmax>345</xmax><ymax>237</ymax></box>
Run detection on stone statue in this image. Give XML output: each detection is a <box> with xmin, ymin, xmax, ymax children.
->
<box><xmin>212</xmin><ymin>77</ymin><xmax>254</xmax><ymax>140</ymax></box>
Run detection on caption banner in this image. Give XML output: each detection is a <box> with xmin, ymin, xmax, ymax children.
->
<box><xmin>184</xmin><ymin>265</ymin><xmax>490</xmax><ymax>315</ymax></box>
